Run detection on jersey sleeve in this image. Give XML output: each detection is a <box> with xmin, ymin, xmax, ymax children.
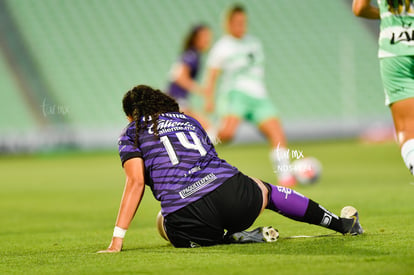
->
<box><xmin>118</xmin><ymin>129</ymin><xmax>142</xmax><ymax>167</ymax></box>
<box><xmin>181</xmin><ymin>50</ymin><xmax>198</xmax><ymax>71</ymax></box>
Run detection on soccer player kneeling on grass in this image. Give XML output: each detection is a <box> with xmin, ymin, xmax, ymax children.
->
<box><xmin>98</xmin><ymin>85</ymin><xmax>363</xmax><ymax>252</ymax></box>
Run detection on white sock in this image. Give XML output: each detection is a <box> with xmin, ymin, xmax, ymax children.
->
<box><xmin>270</xmin><ymin>146</ymin><xmax>293</xmax><ymax>180</ymax></box>
<box><xmin>401</xmin><ymin>139</ymin><xmax>414</xmax><ymax>175</ymax></box>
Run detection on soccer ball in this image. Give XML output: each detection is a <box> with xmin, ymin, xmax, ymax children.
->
<box><xmin>291</xmin><ymin>157</ymin><xmax>322</xmax><ymax>185</ymax></box>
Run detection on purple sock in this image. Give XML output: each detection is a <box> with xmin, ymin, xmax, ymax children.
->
<box><xmin>265</xmin><ymin>183</ymin><xmax>345</xmax><ymax>232</ymax></box>
<box><xmin>266</xmin><ymin>185</ymin><xmax>309</xmax><ymax>220</ymax></box>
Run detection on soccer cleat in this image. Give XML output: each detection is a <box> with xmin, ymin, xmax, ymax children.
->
<box><xmin>340</xmin><ymin>206</ymin><xmax>364</xmax><ymax>235</ymax></box>
<box><xmin>224</xmin><ymin>226</ymin><xmax>279</xmax><ymax>244</ymax></box>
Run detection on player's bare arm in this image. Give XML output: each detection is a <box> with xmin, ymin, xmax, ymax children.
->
<box><xmin>173</xmin><ymin>63</ymin><xmax>203</xmax><ymax>95</ymax></box>
<box><xmin>352</xmin><ymin>0</ymin><xmax>380</xmax><ymax>19</ymax></box>
<box><xmin>97</xmin><ymin>157</ymin><xmax>145</xmax><ymax>253</ymax></box>
<box><xmin>203</xmin><ymin>67</ymin><xmax>221</xmax><ymax>113</ymax></box>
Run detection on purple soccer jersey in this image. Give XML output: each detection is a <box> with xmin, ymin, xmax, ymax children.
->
<box><xmin>167</xmin><ymin>48</ymin><xmax>200</xmax><ymax>99</ymax></box>
<box><xmin>118</xmin><ymin>112</ymin><xmax>238</xmax><ymax>216</ymax></box>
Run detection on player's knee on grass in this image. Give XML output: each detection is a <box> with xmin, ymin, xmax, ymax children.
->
<box><xmin>156</xmin><ymin>211</ymin><xmax>170</xmax><ymax>241</ymax></box>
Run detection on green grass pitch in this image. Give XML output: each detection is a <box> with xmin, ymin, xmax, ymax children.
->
<box><xmin>1</xmin><ymin>140</ymin><xmax>414</xmax><ymax>274</ymax></box>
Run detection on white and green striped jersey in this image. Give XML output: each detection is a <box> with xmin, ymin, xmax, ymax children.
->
<box><xmin>378</xmin><ymin>0</ymin><xmax>414</xmax><ymax>57</ymax></box>
<box><xmin>206</xmin><ymin>34</ymin><xmax>267</xmax><ymax>99</ymax></box>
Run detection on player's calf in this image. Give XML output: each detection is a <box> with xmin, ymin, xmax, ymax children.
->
<box><xmin>264</xmin><ymin>183</ymin><xmax>364</xmax><ymax>235</ymax></box>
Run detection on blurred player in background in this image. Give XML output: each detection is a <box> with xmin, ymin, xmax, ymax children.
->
<box><xmin>167</xmin><ymin>24</ymin><xmax>214</xmax><ymax>134</ymax></box>
<box><xmin>353</xmin><ymin>0</ymin><xmax>414</xmax><ymax>176</ymax></box>
<box><xmin>97</xmin><ymin>85</ymin><xmax>362</xmax><ymax>251</ymax></box>
<box><xmin>204</xmin><ymin>4</ymin><xmax>296</xmax><ymax>187</ymax></box>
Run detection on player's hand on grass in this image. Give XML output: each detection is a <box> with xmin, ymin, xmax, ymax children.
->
<box><xmin>97</xmin><ymin>237</ymin><xmax>123</xmax><ymax>253</ymax></box>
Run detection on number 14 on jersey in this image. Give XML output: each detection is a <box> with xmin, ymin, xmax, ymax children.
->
<box><xmin>160</xmin><ymin>132</ymin><xmax>207</xmax><ymax>165</ymax></box>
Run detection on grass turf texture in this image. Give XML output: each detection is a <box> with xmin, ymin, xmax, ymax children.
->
<box><xmin>0</xmin><ymin>140</ymin><xmax>413</xmax><ymax>274</ymax></box>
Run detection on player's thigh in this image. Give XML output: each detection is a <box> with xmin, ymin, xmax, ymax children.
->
<box><xmin>163</xmin><ymin>202</ymin><xmax>224</xmax><ymax>248</ymax></box>
<box><xmin>163</xmin><ymin>174</ymin><xmax>264</xmax><ymax>247</ymax></box>
<box><xmin>211</xmin><ymin>172</ymin><xmax>263</xmax><ymax>234</ymax></box>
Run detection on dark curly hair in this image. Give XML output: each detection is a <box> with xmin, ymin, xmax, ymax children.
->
<box><xmin>183</xmin><ymin>24</ymin><xmax>209</xmax><ymax>52</ymax></box>
<box><xmin>122</xmin><ymin>85</ymin><xmax>180</xmax><ymax>145</ymax></box>
<box><xmin>387</xmin><ymin>0</ymin><xmax>413</xmax><ymax>13</ymax></box>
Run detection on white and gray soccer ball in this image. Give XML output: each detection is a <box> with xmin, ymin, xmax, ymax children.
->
<box><xmin>292</xmin><ymin>157</ymin><xmax>322</xmax><ymax>185</ymax></box>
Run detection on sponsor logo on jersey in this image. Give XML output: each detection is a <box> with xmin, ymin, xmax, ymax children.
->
<box><xmin>390</xmin><ymin>29</ymin><xmax>414</xmax><ymax>44</ymax></box>
<box><xmin>148</xmin><ymin>119</ymin><xmax>196</xmax><ymax>135</ymax></box>
<box><xmin>179</xmin><ymin>173</ymin><xmax>217</xmax><ymax>199</ymax></box>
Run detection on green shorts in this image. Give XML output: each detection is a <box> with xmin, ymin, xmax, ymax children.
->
<box><xmin>216</xmin><ymin>90</ymin><xmax>278</xmax><ymax>124</ymax></box>
<box><xmin>380</xmin><ymin>56</ymin><xmax>414</xmax><ymax>106</ymax></box>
